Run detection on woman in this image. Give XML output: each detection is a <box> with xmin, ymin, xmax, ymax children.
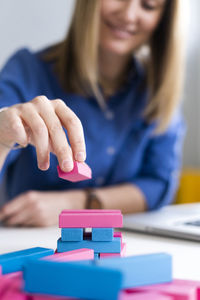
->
<box><xmin>0</xmin><ymin>0</ymin><xmax>185</xmax><ymax>226</ymax></box>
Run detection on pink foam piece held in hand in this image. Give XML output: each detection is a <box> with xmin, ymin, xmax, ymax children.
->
<box><xmin>59</xmin><ymin>209</ymin><xmax>123</xmax><ymax>228</ymax></box>
<box><xmin>43</xmin><ymin>248</ymin><xmax>94</xmax><ymax>262</ymax></box>
<box><xmin>57</xmin><ymin>161</ymin><xmax>92</xmax><ymax>182</ymax></box>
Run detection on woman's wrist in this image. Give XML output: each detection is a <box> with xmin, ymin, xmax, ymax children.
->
<box><xmin>64</xmin><ymin>190</ymin><xmax>87</xmax><ymax>210</ymax></box>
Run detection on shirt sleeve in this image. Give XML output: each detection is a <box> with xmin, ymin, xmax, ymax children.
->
<box><xmin>0</xmin><ymin>49</ymin><xmax>36</xmax><ymax>181</ymax></box>
<box><xmin>130</xmin><ymin>111</ymin><xmax>186</xmax><ymax>210</ymax></box>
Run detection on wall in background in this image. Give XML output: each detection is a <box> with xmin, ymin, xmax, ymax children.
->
<box><xmin>0</xmin><ymin>0</ymin><xmax>199</xmax><ymax>167</ymax></box>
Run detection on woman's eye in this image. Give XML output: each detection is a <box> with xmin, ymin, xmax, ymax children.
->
<box><xmin>142</xmin><ymin>0</ymin><xmax>160</xmax><ymax>11</ymax></box>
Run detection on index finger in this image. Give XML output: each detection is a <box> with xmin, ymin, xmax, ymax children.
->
<box><xmin>53</xmin><ymin>100</ymin><xmax>86</xmax><ymax>162</ymax></box>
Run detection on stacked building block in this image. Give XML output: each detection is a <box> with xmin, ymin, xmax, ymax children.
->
<box><xmin>1</xmin><ymin>209</ymin><xmax>200</xmax><ymax>300</ymax></box>
<box><xmin>57</xmin><ymin>209</ymin><xmax>125</xmax><ymax>258</ymax></box>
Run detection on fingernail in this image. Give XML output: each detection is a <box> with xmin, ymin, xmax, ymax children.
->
<box><xmin>75</xmin><ymin>152</ymin><xmax>85</xmax><ymax>162</ymax></box>
<box><xmin>62</xmin><ymin>159</ymin><xmax>74</xmax><ymax>172</ymax></box>
<box><xmin>40</xmin><ymin>162</ymin><xmax>49</xmax><ymax>171</ymax></box>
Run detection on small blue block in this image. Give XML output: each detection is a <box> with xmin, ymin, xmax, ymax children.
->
<box><xmin>92</xmin><ymin>228</ymin><xmax>113</xmax><ymax>241</ymax></box>
<box><xmin>94</xmin><ymin>253</ymin><xmax>100</xmax><ymax>260</ymax></box>
<box><xmin>0</xmin><ymin>247</ymin><xmax>54</xmax><ymax>275</ymax></box>
<box><xmin>61</xmin><ymin>228</ymin><xmax>83</xmax><ymax>241</ymax></box>
<box><xmin>24</xmin><ymin>259</ymin><xmax>123</xmax><ymax>300</ymax></box>
<box><xmin>57</xmin><ymin>237</ymin><xmax>121</xmax><ymax>253</ymax></box>
<box><xmin>95</xmin><ymin>252</ymin><xmax>172</xmax><ymax>289</ymax></box>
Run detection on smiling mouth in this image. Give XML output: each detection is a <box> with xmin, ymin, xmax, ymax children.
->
<box><xmin>105</xmin><ymin>20</ymin><xmax>137</xmax><ymax>38</ymax></box>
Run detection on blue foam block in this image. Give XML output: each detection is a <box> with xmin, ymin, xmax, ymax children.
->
<box><xmin>61</xmin><ymin>228</ymin><xmax>83</xmax><ymax>241</ymax></box>
<box><xmin>95</xmin><ymin>252</ymin><xmax>172</xmax><ymax>288</ymax></box>
<box><xmin>92</xmin><ymin>228</ymin><xmax>113</xmax><ymax>241</ymax></box>
<box><xmin>0</xmin><ymin>247</ymin><xmax>54</xmax><ymax>274</ymax></box>
<box><xmin>94</xmin><ymin>253</ymin><xmax>100</xmax><ymax>260</ymax></box>
<box><xmin>24</xmin><ymin>259</ymin><xmax>123</xmax><ymax>300</ymax></box>
<box><xmin>57</xmin><ymin>237</ymin><xmax>121</xmax><ymax>253</ymax></box>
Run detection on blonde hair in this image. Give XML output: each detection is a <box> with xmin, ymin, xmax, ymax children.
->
<box><xmin>43</xmin><ymin>0</ymin><xmax>184</xmax><ymax>133</ymax></box>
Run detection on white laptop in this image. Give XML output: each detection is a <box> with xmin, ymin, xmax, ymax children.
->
<box><xmin>123</xmin><ymin>203</ymin><xmax>200</xmax><ymax>241</ymax></box>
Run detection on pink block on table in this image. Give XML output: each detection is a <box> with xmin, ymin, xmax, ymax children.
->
<box><xmin>100</xmin><ymin>242</ymin><xmax>126</xmax><ymax>258</ymax></box>
<box><xmin>1</xmin><ymin>289</ymin><xmax>28</xmax><ymax>300</ymax></box>
<box><xmin>43</xmin><ymin>248</ymin><xmax>94</xmax><ymax>262</ymax></box>
<box><xmin>57</xmin><ymin>161</ymin><xmax>92</xmax><ymax>182</ymax></box>
<box><xmin>173</xmin><ymin>280</ymin><xmax>200</xmax><ymax>300</ymax></box>
<box><xmin>0</xmin><ymin>272</ymin><xmax>22</xmax><ymax>296</ymax></box>
<box><xmin>127</xmin><ymin>280</ymin><xmax>198</xmax><ymax>300</ymax></box>
<box><xmin>59</xmin><ymin>209</ymin><xmax>123</xmax><ymax>228</ymax></box>
<box><xmin>119</xmin><ymin>291</ymin><xmax>173</xmax><ymax>300</ymax></box>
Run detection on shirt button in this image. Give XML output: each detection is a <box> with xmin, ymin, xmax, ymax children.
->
<box><xmin>95</xmin><ymin>177</ymin><xmax>105</xmax><ymax>185</ymax></box>
<box><xmin>106</xmin><ymin>146</ymin><xmax>116</xmax><ymax>155</ymax></box>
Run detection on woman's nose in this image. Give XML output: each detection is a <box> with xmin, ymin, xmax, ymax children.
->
<box><xmin>121</xmin><ymin>0</ymin><xmax>140</xmax><ymax>24</ymax></box>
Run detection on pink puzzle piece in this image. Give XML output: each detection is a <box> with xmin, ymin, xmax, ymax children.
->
<box><xmin>127</xmin><ymin>280</ymin><xmax>198</xmax><ymax>300</ymax></box>
<box><xmin>100</xmin><ymin>242</ymin><xmax>126</xmax><ymax>258</ymax></box>
<box><xmin>119</xmin><ymin>291</ymin><xmax>173</xmax><ymax>300</ymax></box>
<box><xmin>59</xmin><ymin>209</ymin><xmax>123</xmax><ymax>228</ymax></box>
<box><xmin>43</xmin><ymin>248</ymin><xmax>94</xmax><ymax>262</ymax></box>
<box><xmin>57</xmin><ymin>161</ymin><xmax>92</xmax><ymax>182</ymax></box>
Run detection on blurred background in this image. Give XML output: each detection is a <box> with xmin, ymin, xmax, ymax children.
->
<box><xmin>0</xmin><ymin>0</ymin><xmax>199</xmax><ymax>204</ymax></box>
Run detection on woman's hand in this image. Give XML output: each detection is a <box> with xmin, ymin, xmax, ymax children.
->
<box><xmin>0</xmin><ymin>190</ymin><xmax>86</xmax><ymax>227</ymax></box>
<box><xmin>0</xmin><ymin>96</ymin><xmax>86</xmax><ymax>172</ymax></box>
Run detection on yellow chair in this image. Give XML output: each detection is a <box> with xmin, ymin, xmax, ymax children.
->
<box><xmin>175</xmin><ymin>169</ymin><xmax>200</xmax><ymax>204</ymax></box>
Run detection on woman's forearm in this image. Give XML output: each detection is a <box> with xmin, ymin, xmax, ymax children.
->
<box><xmin>94</xmin><ymin>183</ymin><xmax>147</xmax><ymax>214</ymax></box>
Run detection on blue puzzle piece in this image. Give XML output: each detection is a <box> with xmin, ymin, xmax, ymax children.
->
<box><xmin>61</xmin><ymin>228</ymin><xmax>83</xmax><ymax>241</ymax></box>
<box><xmin>24</xmin><ymin>259</ymin><xmax>123</xmax><ymax>300</ymax></box>
<box><xmin>57</xmin><ymin>237</ymin><xmax>121</xmax><ymax>253</ymax></box>
<box><xmin>0</xmin><ymin>247</ymin><xmax>54</xmax><ymax>274</ymax></box>
<box><xmin>95</xmin><ymin>252</ymin><xmax>172</xmax><ymax>288</ymax></box>
<box><xmin>92</xmin><ymin>228</ymin><xmax>113</xmax><ymax>241</ymax></box>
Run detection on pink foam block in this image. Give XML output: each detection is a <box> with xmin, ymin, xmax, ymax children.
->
<box><xmin>173</xmin><ymin>280</ymin><xmax>200</xmax><ymax>300</ymax></box>
<box><xmin>57</xmin><ymin>161</ymin><xmax>92</xmax><ymax>182</ymax></box>
<box><xmin>127</xmin><ymin>280</ymin><xmax>198</xmax><ymax>300</ymax></box>
<box><xmin>59</xmin><ymin>209</ymin><xmax>123</xmax><ymax>228</ymax></box>
<box><xmin>100</xmin><ymin>242</ymin><xmax>126</xmax><ymax>258</ymax></box>
<box><xmin>119</xmin><ymin>291</ymin><xmax>173</xmax><ymax>300</ymax></box>
<box><xmin>0</xmin><ymin>272</ymin><xmax>22</xmax><ymax>296</ymax></box>
<box><xmin>43</xmin><ymin>248</ymin><xmax>94</xmax><ymax>262</ymax></box>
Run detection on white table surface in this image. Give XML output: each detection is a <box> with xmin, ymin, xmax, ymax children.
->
<box><xmin>0</xmin><ymin>227</ymin><xmax>200</xmax><ymax>280</ymax></box>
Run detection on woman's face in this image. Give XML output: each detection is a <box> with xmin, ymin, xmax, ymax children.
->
<box><xmin>100</xmin><ymin>0</ymin><xmax>166</xmax><ymax>56</ymax></box>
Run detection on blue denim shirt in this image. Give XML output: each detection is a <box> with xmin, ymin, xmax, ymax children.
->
<box><xmin>0</xmin><ymin>49</ymin><xmax>185</xmax><ymax>210</ymax></box>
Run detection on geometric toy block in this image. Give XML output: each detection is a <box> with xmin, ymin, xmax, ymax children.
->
<box><xmin>94</xmin><ymin>253</ymin><xmax>100</xmax><ymax>260</ymax></box>
<box><xmin>57</xmin><ymin>161</ymin><xmax>92</xmax><ymax>182</ymax></box>
<box><xmin>61</xmin><ymin>228</ymin><xmax>83</xmax><ymax>241</ymax></box>
<box><xmin>59</xmin><ymin>209</ymin><xmax>123</xmax><ymax>228</ymax></box>
<box><xmin>114</xmin><ymin>231</ymin><xmax>122</xmax><ymax>239</ymax></box>
<box><xmin>43</xmin><ymin>249</ymin><xmax>94</xmax><ymax>262</ymax></box>
<box><xmin>57</xmin><ymin>237</ymin><xmax>121</xmax><ymax>253</ymax></box>
<box><xmin>119</xmin><ymin>291</ymin><xmax>173</xmax><ymax>300</ymax></box>
<box><xmin>129</xmin><ymin>279</ymin><xmax>200</xmax><ymax>300</ymax></box>
<box><xmin>0</xmin><ymin>247</ymin><xmax>54</xmax><ymax>274</ymax></box>
<box><xmin>100</xmin><ymin>242</ymin><xmax>126</xmax><ymax>258</ymax></box>
<box><xmin>92</xmin><ymin>228</ymin><xmax>114</xmax><ymax>241</ymax></box>
<box><xmin>95</xmin><ymin>253</ymin><xmax>172</xmax><ymax>289</ymax></box>
<box><xmin>174</xmin><ymin>279</ymin><xmax>200</xmax><ymax>300</ymax></box>
<box><xmin>23</xmin><ymin>259</ymin><xmax>123</xmax><ymax>300</ymax></box>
